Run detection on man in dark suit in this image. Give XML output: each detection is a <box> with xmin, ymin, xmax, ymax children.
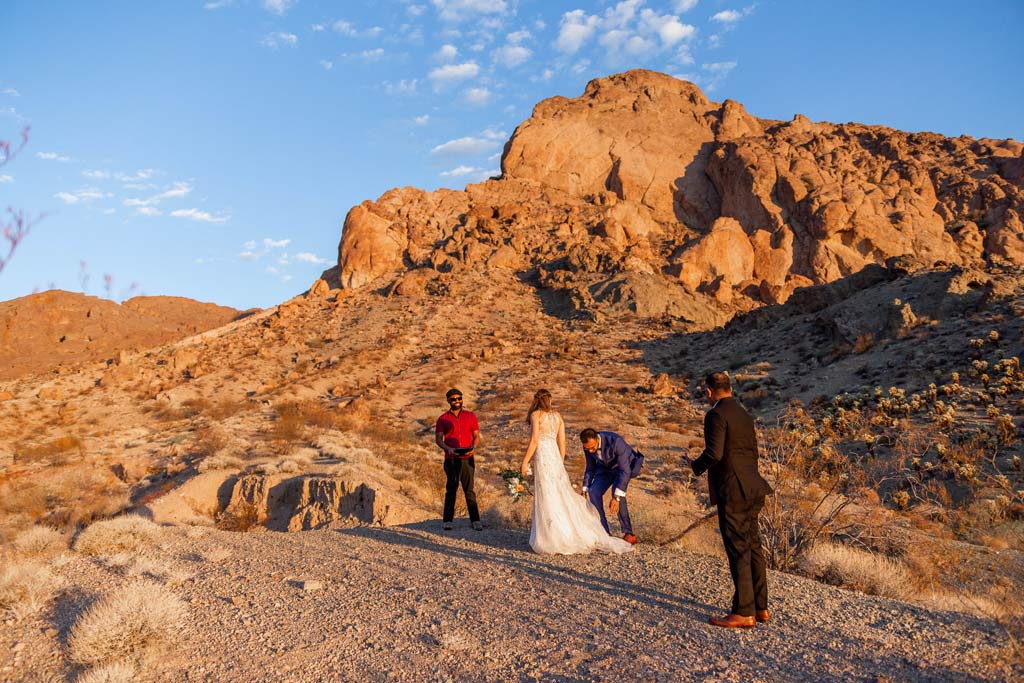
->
<box><xmin>687</xmin><ymin>372</ymin><xmax>773</xmax><ymax>628</ymax></box>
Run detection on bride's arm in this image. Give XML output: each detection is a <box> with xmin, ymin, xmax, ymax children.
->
<box><xmin>557</xmin><ymin>414</ymin><xmax>567</xmax><ymax>460</ymax></box>
<box><xmin>520</xmin><ymin>412</ymin><xmax>540</xmax><ymax>476</ymax></box>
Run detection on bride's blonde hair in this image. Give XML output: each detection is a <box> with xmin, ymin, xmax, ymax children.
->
<box><xmin>526</xmin><ymin>388</ymin><xmax>552</xmax><ymax>423</ymax></box>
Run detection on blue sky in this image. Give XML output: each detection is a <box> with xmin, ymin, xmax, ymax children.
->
<box><xmin>2</xmin><ymin>0</ymin><xmax>1022</xmax><ymax>310</ymax></box>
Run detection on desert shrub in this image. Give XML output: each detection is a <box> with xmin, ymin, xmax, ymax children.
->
<box><xmin>758</xmin><ymin>408</ymin><xmax>867</xmax><ymax>570</ymax></box>
<box><xmin>0</xmin><ymin>559</ymin><xmax>66</xmax><ymax>620</ymax></box>
<box><xmin>198</xmin><ymin>546</ymin><xmax>231</xmax><ymax>563</ymax></box>
<box><xmin>15</xmin><ymin>434</ymin><xmax>84</xmax><ymax>465</ymax></box>
<box><xmin>800</xmin><ymin>542</ymin><xmax>912</xmax><ymax>599</ymax></box>
<box><xmin>190</xmin><ymin>425</ymin><xmax>228</xmax><ymax>456</ymax></box>
<box><xmin>13</xmin><ymin>525</ymin><xmax>67</xmax><ymax>558</ymax></box>
<box><xmin>215</xmin><ymin>501</ymin><xmax>261</xmax><ymax>532</ymax></box>
<box><xmin>74</xmin><ymin>516</ymin><xmax>161</xmax><ymax>556</ymax></box>
<box><xmin>196</xmin><ymin>452</ymin><xmax>245</xmax><ymax>473</ymax></box>
<box><xmin>204</xmin><ymin>398</ymin><xmax>245</xmax><ymax>421</ymax></box>
<box><xmin>0</xmin><ymin>465</ymin><xmax>130</xmax><ymax>535</ymax></box>
<box><xmin>67</xmin><ymin>580</ymin><xmax>187</xmax><ymax>666</ymax></box>
<box><xmin>76</xmin><ymin>661</ymin><xmax>135</xmax><ymax>683</ymax></box>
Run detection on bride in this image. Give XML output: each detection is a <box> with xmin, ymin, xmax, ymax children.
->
<box><xmin>519</xmin><ymin>389</ymin><xmax>633</xmax><ymax>555</ymax></box>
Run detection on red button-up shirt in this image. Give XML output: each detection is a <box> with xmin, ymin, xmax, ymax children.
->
<box><xmin>436</xmin><ymin>409</ymin><xmax>479</xmax><ymax>458</ymax></box>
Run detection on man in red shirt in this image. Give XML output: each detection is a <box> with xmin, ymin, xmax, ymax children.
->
<box><xmin>435</xmin><ymin>388</ymin><xmax>482</xmax><ymax>530</ymax></box>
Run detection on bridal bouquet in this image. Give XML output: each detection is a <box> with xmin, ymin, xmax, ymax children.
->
<box><xmin>500</xmin><ymin>469</ymin><xmax>532</xmax><ymax>502</ymax></box>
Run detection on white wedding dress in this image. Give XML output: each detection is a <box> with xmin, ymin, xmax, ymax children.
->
<box><xmin>529</xmin><ymin>411</ymin><xmax>634</xmax><ymax>555</ymax></box>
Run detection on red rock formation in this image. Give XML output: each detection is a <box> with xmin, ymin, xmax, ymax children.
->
<box><xmin>328</xmin><ymin>70</ymin><xmax>1024</xmax><ymax>320</ymax></box>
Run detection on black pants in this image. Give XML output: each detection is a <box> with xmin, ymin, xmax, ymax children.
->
<box><xmin>443</xmin><ymin>457</ymin><xmax>479</xmax><ymax>523</ymax></box>
<box><xmin>717</xmin><ymin>495</ymin><xmax>768</xmax><ymax>617</ymax></box>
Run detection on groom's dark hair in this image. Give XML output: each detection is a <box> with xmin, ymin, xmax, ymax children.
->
<box><xmin>579</xmin><ymin>428</ymin><xmax>599</xmax><ymax>442</ymax></box>
<box><xmin>705</xmin><ymin>372</ymin><xmax>731</xmax><ymax>393</ymax></box>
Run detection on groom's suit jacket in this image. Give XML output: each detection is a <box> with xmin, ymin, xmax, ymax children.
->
<box><xmin>583</xmin><ymin>431</ymin><xmax>643</xmax><ymax>493</ymax></box>
<box><xmin>690</xmin><ymin>397</ymin><xmax>772</xmax><ymax>506</ymax></box>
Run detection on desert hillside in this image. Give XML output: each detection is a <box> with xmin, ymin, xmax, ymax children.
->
<box><xmin>0</xmin><ymin>290</ymin><xmax>246</xmax><ymax>381</ymax></box>
<box><xmin>1</xmin><ymin>71</ymin><xmax>1022</xmax><ymax>682</ymax></box>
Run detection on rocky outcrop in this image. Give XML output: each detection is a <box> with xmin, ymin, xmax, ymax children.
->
<box><xmin>327</xmin><ymin>70</ymin><xmax>1024</xmax><ymax>322</ymax></box>
<box><xmin>224</xmin><ymin>473</ymin><xmax>432</xmax><ymax>531</ymax></box>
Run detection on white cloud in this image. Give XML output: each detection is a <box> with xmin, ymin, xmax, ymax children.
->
<box><xmin>360</xmin><ymin>48</ymin><xmax>385</xmax><ymax>61</ymax></box>
<box><xmin>673</xmin><ymin>0</ymin><xmax>699</xmax><ymax>11</ymax></box>
<box><xmin>170</xmin><ymin>208</ymin><xmax>230</xmax><ymax>223</ymax></box>
<box><xmin>264</xmin><ymin>237</ymin><xmax>291</xmax><ymax>248</ymax></box>
<box><xmin>135</xmin><ymin>207</ymin><xmax>161</xmax><ymax>217</ymax></box>
<box><xmin>571</xmin><ymin>59</ymin><xmax>591</xmax><ymax>74</ymax></box>
<box><xmin>407</xmin><ymin>4</ymin><xmax>426</xmax><ymax>16</ymax></box>
<box><xmin>115</xmin><ymin>168</ymin><xmax>157</xmax><ymax>183</ymax></box>
<box><xmin>464</xmin><ymin>87</ymin><xmax>492</xmax><ymax>104</ymax></box>
<box><xmin>557</xmin><ymin>4</ymin><xmax>696</xmax><ymax>64</ymax></box>
<box><xmin>123</xmin><ymin>181</ymin><xmax>192</xmax><ymax>207</ymax></box>
<box><xmin>494</xmin><ymin>44</ymin><xmax>532</xmax><ymax>67</ymax></box>
<box><xmin>333</xmin><ymin>20</ymin><xmax>357</xmax><ymax>36</ymax></box>
<box><xmin>312</xmin><ymin>23</ymin><xmax>326</xmax><ymax>32</ymax></box>
<box><xmin>428</xmin><ymin>62</ymin><xmax>480</xmax><ymax>88</ymax></box>
<box><xmin>440</xmin><ymin>165</ymin><xmax>478</xmax><ymax>176</ymax></box>
<box><xmin>507</xmin><ymin>29</ymin><xmax>531</xmax><ymax>44</ymax></box>
<box><xmin>320</xmin><ymin>60</ymin><xmax>334</xmax><ymax>70</ymax></box>
<box><xmin>203</xmin><ymin>0</ymin><xmax>234</xmax><ymax>8</ymax></box>
<box><xmin>431</xmin><ymin>0</ymin><xmax>508</xmax><ymax>23</ymax></box>
<box><xmin>0</xmin><ymin>174</ymin><xmax>12</xmax><ymax>183</ymax></box>
<box><xmin>2</xmin><ymin>88</ymin><xmax>21</xmax><ymax>97</ymax></box>
<box><xmin>263</xmin><ymin>0</ymin><xmax>295</xmax><ymax>16</ymax></box>
<box><xmin>430</xmin><ymin>133</ymin><xmax>503</xmax><ymax>156</ymax></box>
<box><xmin>711</xmin><ymin>10</ymin><xmax>743</xmax><ymax>23</ymax></box>
<box><xmin>436</xmin><ymin>44</ymin><xmax>459</xmax><ymax>61</ymax></box>
<box><xmin>556</xmin><ymin>10</ymin><xmax>599</xmax><ymax>53</ymax></box>
<box><xmin>295</xmin><ymin>252</ymin><xmax>332</xmax><ymax>265</ymax></box>
<box><xmin>82</xmin><ymin>170</ymin><xmax>110</xmax><ymax>180</ymax></box>
<box><xmin>414</xmin><ymin>114</ymin><xmax>430</xmax><ymax>125</ymax></box>
<box><xmin>383</xmin><ymin>79</ymin><xmax>418</xmax><ymax>95</ymax></box>
<box><xmin>260</xmin><ymin>32</ymin><xmax>298</xmax><ymax>48</ymax></box>
<box><xmin>701</xmin><ymin>60</ymin><xmax>737</xmax><ymax>91</ymax></box>
<box><xmin>641</xmin><ymin>10</ymin><xmax>696</xmax><ymax>46</ymax></box>
<box><xmin>55</xmin><ymin>187</ymin><xmax>110</xmax><ymax>204</ymax></box>
<box><xmin>366</xmin><ymin>26</ymin><xmax>384</xmax><ymax>37</ymax></box>
<box><xmin>37</xmin><ymin>151</ymin><xmax>71</xmax><ymax>162</ymax></box>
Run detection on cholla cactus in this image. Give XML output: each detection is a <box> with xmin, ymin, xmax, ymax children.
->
<box><xmin>970</xmin><ymin>338</ymin><xmax>986</xmax><ymax>349</ymax></box>
<box><xmin>891</xmin><ymin>490</ymin><xmax>910</xmax><ymax>509</ymax></box>
<box><xmin>988</xmin><ymin>330</ymin><xmax>1000</xmax><ymax>343</ymax></box>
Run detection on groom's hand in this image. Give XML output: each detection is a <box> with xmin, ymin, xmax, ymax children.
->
<box><xmin>609</xmin><ymin>498</ymin><xmax>620</xmax><ymax>515</ymax></box>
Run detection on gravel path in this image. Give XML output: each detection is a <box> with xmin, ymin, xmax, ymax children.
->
<box><xmin>3</xmin><ymin>523</ymin><xmax>1016</xmax><ymax>683</ymax></box>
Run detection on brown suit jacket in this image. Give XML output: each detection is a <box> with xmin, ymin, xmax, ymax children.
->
<box><xmin>691</xmin><ymin>396</ymin><xmax>772</xmax><ymax>506</ymax></box>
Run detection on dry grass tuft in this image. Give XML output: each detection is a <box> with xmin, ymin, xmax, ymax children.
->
<box><xmin>0</xmin><ymin>558</ymin><xmax>66</xmax><ymax>621</ymax></box>
<box><xmin>13</xmin><ymin>525</ymin><xmax>68</xmax><ymax>558</ymax></box>
<box><xmin>74</xmin><ymin>516</ymin><xmax>161</xmax><ymax>556</ymax></box>
<box><xmin>67</xmin><ymin>580</ymin><xmax>187</xmax><ymax>667</ymax></box>
<box><xmin>76</xmin><ymin>661</ymin><xmax>135</xmax><ymax>683</ymax></box>
<box><xmin>800</xmin><ymin>542</ymin><xmax>912</xmax><ymax>599</ymax></box>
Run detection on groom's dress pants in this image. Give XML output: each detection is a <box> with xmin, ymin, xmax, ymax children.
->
<box><xmin>587</xmin><ymin>470</ymin><xmax>632</xmax><ymax>535</ymax></box>
<box><xmin>443</xmin><ymin>456</ymin><xmax>480</xmax><ymax>523</ymax></box>
<box><xmin>717</xmin><ymin>495</ymin><xmax>767</xmax><ymax>617</ymax></box>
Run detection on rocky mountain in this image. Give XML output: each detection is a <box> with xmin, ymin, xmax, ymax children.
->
<box><xmin>0</xmin><ymin>290</ymin><xmax>245</xmax><ymax>380</ymax></box>
<box><xmin>328</xmin><ymin>69</ymin><xmax>1023</xmax><ymax>322</ymax></box>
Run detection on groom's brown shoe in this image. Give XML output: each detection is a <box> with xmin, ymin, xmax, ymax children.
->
<box><xmin>708</xmin><ymin>613</ymin><xmax>756</xmax><ymax>628</ymax></box>
<box><xmin>756</xmin><ymin>610</ymin><xmax>770</xmax><ymax>623</ymax></box>
<box><xmin>623</xmin><ymin>533</ymin><xmax>638</xmax><ymax>545</ymax></box>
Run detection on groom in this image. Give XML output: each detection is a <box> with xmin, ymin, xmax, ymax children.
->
<box><xmin>579</xmin><ymin>428</ymin><xmax>644</xmax><ymax>545</ymax></box>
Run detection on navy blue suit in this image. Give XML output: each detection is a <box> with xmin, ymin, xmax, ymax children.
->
<box><xmin>582</xmin><ymin>431</ymin><xmax>643</xmax><ymax>535</ymax></box>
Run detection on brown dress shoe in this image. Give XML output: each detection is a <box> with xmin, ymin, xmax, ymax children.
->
<box><xmin>708</xmin><ymin>613</ymin><xmax>756</xmax><ymax>628</ymax></box>
<box><xmin>623</xmin><ymin>533</ymin><xmax>638</xmax><ymax>545</ymax></box>
<box><xmin>756</xmin><ymin>610</ymin><xmax>770</xmax><ymax>623</ymax></box>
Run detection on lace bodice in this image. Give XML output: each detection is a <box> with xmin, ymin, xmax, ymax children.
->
<box><xmin>534</xmin><ymin>411</ymin><xmax>560</xmax><ymax>442</ymax></box>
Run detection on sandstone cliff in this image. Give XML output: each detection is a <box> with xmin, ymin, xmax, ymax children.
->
<box><xmin>329</xmin><ymin>70</ymin><xmax>1023</xmax><ymax>320</ymax></box>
